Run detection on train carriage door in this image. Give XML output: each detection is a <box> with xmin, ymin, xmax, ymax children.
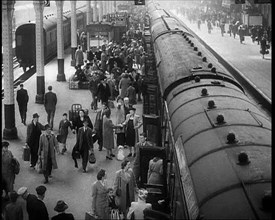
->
<box><xmin>143</xmin><ymin>114</ymin><xmax>161</xmax><ymax>146</ymax></box>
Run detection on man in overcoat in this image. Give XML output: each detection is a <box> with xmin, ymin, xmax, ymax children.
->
<box><xmin>76</xmin><ymin>119</ymin><xmax>94</xmax><ymax>172</ymax></box>
<box><xmin>16</xmin><ymin>83</ymin><xmax>29</xmax><ymax>125</ymax></box>
<box><xmin>38</xmin><ymin>124</ymin><xmax>59</xmax><ymax>184</ymax></box>
<box><xmin>26</xmin><ymin>113</ymin><xmax>46</xmax><ymax>168</ymax></box>
<box><xmin>44</xmin><ymin>85</ymin><xmax>57</xmax><ymax>129</ymax></box>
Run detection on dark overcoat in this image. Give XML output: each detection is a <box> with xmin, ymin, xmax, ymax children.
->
<box><xmin>16</xmin><ymin>88</ymin><xmax>29</xmax><ymax>109</ymax></box>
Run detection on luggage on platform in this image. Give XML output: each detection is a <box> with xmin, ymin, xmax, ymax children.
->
<box><xmin>22</xmin><ymin>146</ymin><xmax>30</xmax><ymax>161</ymax></box>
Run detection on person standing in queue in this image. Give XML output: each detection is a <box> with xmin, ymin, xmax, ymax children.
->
<box><xmin>113</xmin><ymin>159</ymin><xmax>137</xmax><ymax>219</ymax></box>
<box><xmin>38</xmin><ymin>124</ymin><xmax>59</xmax><ymax>184</ymax></box>
<box><xmin>76</xmin><ymin>119</ymin><xmax>94</xmax><ymax>173</ymax></box>
<box><xmin>96</xmin><ymin>75</ymin><xmax>111</xmax><ymax>106</ymax></box>
<box><xmin>91</xmin><ymin>169</ymin><xmax>110</xmax><ymax>219</ymax></box>
<box><xmin>44</xmin><ymin>86</ymin><xmax>57</xmax><ymax>130</ymax></box>
<box><xmin>26</xmin><ymin>113</ymin><xmax>46</xmax><ymax>168</ymax></box>
<box><xmin>94</xmin><ymin>102</ymin><xmax>110</xmax><ymax>151</ymax></box>
<box><xmin>16</xmin><ymin>83</ymin><xmax>29</xmax><ymax>125</ymax></box>
<box><xmin>120</xmin><ymin>107</ymin><xmax>142</xmax><ymax>157</ymax></box>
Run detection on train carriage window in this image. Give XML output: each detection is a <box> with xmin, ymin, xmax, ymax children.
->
<box><xmin>16</xmin><ymin>35</ymin><xmax>22</xmax><ymax>46</ymax></box>
<box><xmin>47</xmin><ymin>32</ymin><xmax>51</xmax><ymax>45</ymax></box>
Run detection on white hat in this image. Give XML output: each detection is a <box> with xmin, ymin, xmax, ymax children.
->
<box><xmin>17</xmin><ymin>187</ymin><xmax>27</xmax><ymax>196</ymax></box>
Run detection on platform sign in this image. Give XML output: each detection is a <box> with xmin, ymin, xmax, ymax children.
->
<box><xmin>175</xmin><ymin>137</ymin><xmax>199</xmax><ymax>220</ymax></box>
<box><xmin>86</xmin><ymin>23</ymin><xmax>112</xmax><ymax>34</ymax></box>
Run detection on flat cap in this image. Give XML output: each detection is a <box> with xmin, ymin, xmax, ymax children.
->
<box><xmin>17</xmin><ymin>187</ymin><xmax>28</xmax><ymax>196</ymax></box>
<box><xmin>33</xmin><ymin>113</ymin><xmax>40</xmax><ymax>118</ymax></box>
<box><xmin>36</xmin><ymin>185</ymin><xmax>47</xmax><ymax>195</ymax></box>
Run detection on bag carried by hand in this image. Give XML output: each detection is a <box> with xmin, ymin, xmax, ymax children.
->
<box><xmin>11</xmin><ymin>158</ymin><xmax>20</xmax><ymax>175</ymax></box>
<box><xmin>89</xmin><ymin>152</ymin><xmax>96</xmax><ymax>164</ymax></box>
<box><xmin>36</xmin><ymin>158</ymin><xmax>43</xmax><ymax>174</ymax></box>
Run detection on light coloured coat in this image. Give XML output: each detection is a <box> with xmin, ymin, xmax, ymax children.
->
<box><xmin>127</xmin><ymin>198</ymin><xmax>152</xmax><ymax>220</ymax></box>
<box><xmin>38</xmin><ymin>133</ymin><xmax>59</xmax><ymax>170</ymax></box>
<box><xmin>103</xmin><ymin>116</ymin><xmax>115</xmax><ymax>150</ymax></box>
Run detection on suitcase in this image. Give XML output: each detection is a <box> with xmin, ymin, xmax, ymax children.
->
<box><xmin>22</xmin><ymin>146</ymin><xmax>30</xmax><ymax>161</ymax></box>
<box><xmin>69</xmin><ymin>104</ymin><xmax>82</xmax><ymax>121</ymax></box>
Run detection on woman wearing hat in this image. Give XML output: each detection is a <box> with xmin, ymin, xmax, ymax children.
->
<box><xmin>121</xmin><ymin>107</ymin><xmax>142</xmax><ymax>157</ymax></box>
<box><xmin>127</xmin><ymin>189</ymin><xmax>152</xmax><ymax>220</ymax></box>
<box><xmin>2</xmin><ymin>141</ymin><xmax>15</xmax><ymax>198</ymax></box>
<box><xmin>52</xmin><ymin>200</ymin><xmax>74</xmax><ymax>220</ymax></box>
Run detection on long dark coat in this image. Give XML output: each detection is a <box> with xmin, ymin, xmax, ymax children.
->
<box><xmin>103</xmin><ymin>116</ymin><xmax>115</xmax><ymax>150</ymax></box>
<box><xmin>77</xmin><ymin>127</ymin><xmax>94</xmax><ymax>152</ymax></box>
<box><xmin>2</xmin><ymin>150</ymin><xmax>15</xmax><ymax>192</ymax></box>
<box><xmin>27</xmin><ymin>194</ymin><xmax>49</xmax><ymax>220</ymax></box>
<box><xmin>38</xmin><ymin>133</ymin><xmax>59</xmax><ymax>170</ymax></box>
<box><xmin>44</xmin><ymin>91</ymin><xmax>57</xmax><ymax>111</ymax></box>
<box><xmin>73</xmin><ymin>115</ymin><xmax>93</xmax><ymax>134</ymax></box>
<box><xmin>113</xmin><ymin>169</ymin><xmax>137</xmax><ymax>215</ymax></box>
<box><xmin>58</xmin><ymin>119</ymin><xmax>73</xmax><ymax>144</ymax></box>
<box><xmin>96</xmin><ymin>83</ymin><xmax>111</xmax><ymax>103</ymax></box>
<box><xmin>16</xmin><ymin>88</ymin><xmax>29</xmax><ymax>109</ymax></box>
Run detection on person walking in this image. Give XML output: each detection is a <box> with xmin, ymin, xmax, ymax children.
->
<box><xmin>207</xmin><ymin>20</ymin><xmax>212</xmax><ymax>34</ymax></box>
<box><xmin>119</xmin><ymin>73</ymin><xmax>131</xmax><ymax>99</ymax></box>
<box><xmin>2</xmin><ymin>141</ymin><xmax>16</xmax><ymax>199</ymax></box>
<box><xmin>26</xmin><ymin>113</ymin><xmax>46</xmax><ymax>168</ymax></box>
<box><xmin>52</xmin><ymin>200</ymin><xmax>75</xmax><ymax>220</ymax></box>
<box><xmin>76</xmin><ymin>119</ymin><xmax>94</xmax><ymax>173</ymax></box>
<box><xmin>239</xmin><ymin>25</ymin><xmax>245</xmax><ymax>44</ymax></box>
<box><xmin>38</xmin><ymin>124</ymin><xmax>59</xmax><ymax>184</ymax></box>
<box><xmin>44</xmin><ymin>86</ymin><xmax>57</xmax><ymax>129</ymax></box>
<box><xmin>127</xmin><ymin>189</ymin><xmax>152</xmax><ymax>220</ymax></box>
<box><xmin>16</xmin><ymin>83</ymin><xmax>29</xmax><ymax>125</ymax></box>
<box><xmin>121</xmin><ymin>107</ymin><xmax>142</xmax><ymax>157</ymax></box>
<box><xmin>89</xmin><ymin>71</ymin><xmax>100</xmax><ymax>111</ymax></box>
<box><xmin>75</xmin><ymin>45</ymin><xmax>84</xmax><ymax>68</ymax></box>
<box><xmin>91</xmin><ymin>169</ymin><xmax>110</xmax><ymax>219</ymax></box>
<box><xmin>132</xmin><ymin>133</ymin><xmax>152</xmax><ymax>187</ymax></box>
<box><xmin>113</xmin><ymin>159</ymin><xmax>137</xmax><ymax>218</ymax></box>
<box><xmin>58</xmin><ymin>113</ymin><xmax>74</xmax><ymax>154</ymax></box>
<box><xmin>94</xmin><ymin>102</ymin><xmax>110</xmax><ymax>151</ymax></box>
<box><xmin>3</xmin><ymin>191</ymin><xmax>23</xmax><ymax>220</ymax></box>
<box><xmin>103</xmin><ymin>110</ymin><xmax>117</xmax><ymax>160</ymax></box>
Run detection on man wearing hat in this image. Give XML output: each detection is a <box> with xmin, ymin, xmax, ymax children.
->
<box><xmin>127</xmin><ymin>189</ymin><xmax>152</xmax><ymax>220</ymax></box>
<box><xmin>76</xmin><ymin>118</ymin><xmax>94</xmax><ymax>172</ymax></box>
<box><xmin>52</xmin><ymin>200</ymin><xmax>75</xmax><ymax>220</ymax></box>
<box><xmin>96</xmin><ymin>75</ymin><xmax>111</xmax><ymax>105</ymax></box>
<box><xmin>44</xmin><ymin>85</ymin><xmax>57</xmax><ymax>129</ymax></box>
<box><xmin>16</xmin><ymin>83</ymin><xmax>29</xmax><ymax>125</ymax></box>
<box><xmin>38</xmin><ymin>124</ymin><xmax>59</xmax><ymax>183</ymax></box>
<box><xmin>26</xmin><ymin>113</ymin><xmax>46</xmax><ymax>168</ymax></box>
<box><xmin>17</xmin><ymin>186</ymin><xmax>47</xmax><ymax>220</ymax></box>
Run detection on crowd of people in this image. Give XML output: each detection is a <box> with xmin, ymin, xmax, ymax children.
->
<box><xmin>183</xmin><ymin>5</ymin><xmax>271</xmax><ymax>57</ymax></box>
<box><xmin>2</xmin><ymin>7</ymin><xmax>167</xmax><ymax>220</ymax></box>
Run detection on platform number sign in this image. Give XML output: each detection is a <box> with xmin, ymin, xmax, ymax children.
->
<box><xmin>135</xmin><ymin>0</ymin><xmax>145</xmax><ymax>5</ymax></box>
<box><xmin>235</xmin><ymin>0</ymin><xmax>245</xmax><ymax>3</ymax></box>
<box><xmin>44</xmin><ymin>0</ymin><xmax>50</xmax><ymax>7</ymax></box>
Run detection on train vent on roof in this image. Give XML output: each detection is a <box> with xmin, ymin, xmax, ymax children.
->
<box><xmin>207</xmin><ymin>100</ymin><xmax>216</xmax><ymax>109</ymax></box>
<box><xmin>201</xmin><ymin>88</ymin><xmax>208</xmax><ymax>96</ymax></box>
<box><xmin>216</xmin><ymin>113</ymin><xmax>225</xmax><ymax>124</ymax></box>
<box><xmin>237</xmin><ymin>151</ymin><xmax>250</xmax><ymax>165</ymax></box>
<box><xmin>227</xmin><ymin>131</ymin><xmax>238</xmax><ymax>144</ymax></box>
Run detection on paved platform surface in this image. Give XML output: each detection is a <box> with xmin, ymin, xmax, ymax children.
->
<box><xmin>175</xmin><ymin>12</ymin><xmax>272</xmax><ymax>101</ymax></box>
<box><xmin>2</xmin><ymin>48</ymin><xmax>143</xmax><ymax>219</ymax></box>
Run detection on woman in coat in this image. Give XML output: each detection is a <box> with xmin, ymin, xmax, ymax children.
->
<box><xmin>75</xmin><ymin>45</ymin><xmax>84</xmax><ymax>68</ymax></box>
<box><xmin>115</xmin><ymin>98</ymin><xmax>126</xmax><ymax>147</ymax></box>
<box><xmin>103</xmin><ymin>110</ymin><xmax>116</xmax><ymax>160</ymax></box>
<box><xmin>72</xmin><ymin>109</ymin><xmax>93</xmax><ymax>134</ymax></box>
<box><xmin>58</xmin><ymin>113</ymin><xmax>74</xmax><ymax>154</ymax></box>
<box><xmin>147</xmin><ymin>157</ymin><xmax>163</xmax><ymax>185</ymax></box>
<box><xmin>119</xmin><ymin>74</ymin><xmax>131</xmax><ymax>99</ymax></box>
<box><xmin>92</xmin><ymin>169</ymin><xmax>110</xmax><ymax>219</ymax></box>
<box><xmin>2</xmin><ymin>141</ymin><xmax>15</xmax><ymax>198</ymax></box>
<box><xmin>121</xmin><ymin>107</ymin><xmax>142</xmax><ymax>157</ymax></box>
<box><xmin>113</xmin><ymin>159</ymin><xmax>137</xmax><ymax>218</ymax></box>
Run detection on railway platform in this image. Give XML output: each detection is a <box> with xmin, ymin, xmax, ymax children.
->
<box><xmin>176</xmin><ymin>13</ymin><xmax>272</xmax><ymax>101</ymax></box>
<box><xmin>1</xmin><ymin>48</ymin><xmax>143</xmax><ymax>219</ymax></box>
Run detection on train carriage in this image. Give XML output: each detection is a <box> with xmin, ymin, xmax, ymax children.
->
<box><xmin>139</xmin><ymin>1</ymin><xmax>272</xmax><ymax>219</ymax></box>
<box><xmin>15</xmin><ymin>8</ymin><xmax>86</xmax><ymax>71</ymax></box>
